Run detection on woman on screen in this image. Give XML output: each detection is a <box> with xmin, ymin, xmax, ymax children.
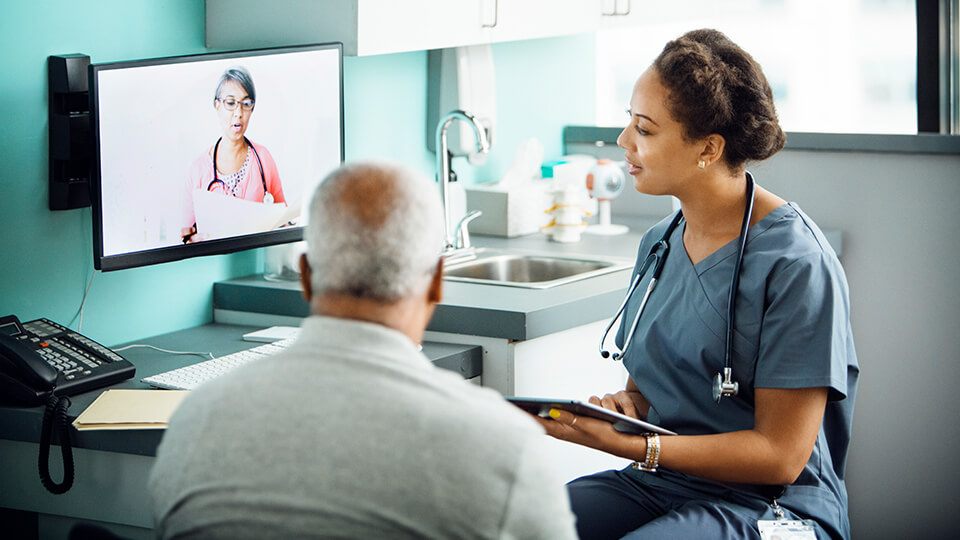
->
<box><xmin>182</xmin><ymin>66</ymin><xmax>286</xmax><ymax>243</ymax></box>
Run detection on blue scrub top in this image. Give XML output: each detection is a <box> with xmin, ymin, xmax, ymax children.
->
<box><xmin>616</xmin><ymin>202</ymin><xmax>859</xmax><ymax>538</ymax></box>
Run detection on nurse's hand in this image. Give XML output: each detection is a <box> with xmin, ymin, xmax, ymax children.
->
<box><xmin>534</xmin><ymin>409</ymin><xmax>635</xmax><ymax>456</ymax></box>
<box><xmin>181</xmin><ymin>224</ymin><xmax>198</xmax><ymax>244</ymax></box>
<box><xmin>588</xmin><ymin>390</ymin><xmax>649</xmax><ymax>420</ymax></box>
<box><xmin>181</xmin><ymin>224</ymin><xmax>209</xmax><ymax>244</ymax></box>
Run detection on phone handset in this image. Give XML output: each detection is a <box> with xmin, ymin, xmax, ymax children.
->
<box><xmin>0</xmin><ymin>330</ymin><xmax>57</xmax><ymax>400</ymax></box>
<box><xmin>0</xmin><ymin>316</ymin><xmax>74</xmax><ymax>494</ymax></box>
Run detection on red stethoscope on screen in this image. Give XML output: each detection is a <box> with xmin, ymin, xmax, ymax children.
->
<box><xmin>206</xmin><ymin>136</ymin><xmax>273</xmax><ymax>204</ymax></box>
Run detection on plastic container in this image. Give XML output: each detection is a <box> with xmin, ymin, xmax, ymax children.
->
<box><xmin>263</xmin><ymin>241</ymin><xmax>305</xmax><ymax>282</ymax></box>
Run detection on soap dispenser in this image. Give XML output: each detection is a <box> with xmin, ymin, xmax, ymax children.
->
<box><xmin>446</xmin><ymin>170</ymin><xmax>468</xmax><ymax>234</ymax></box>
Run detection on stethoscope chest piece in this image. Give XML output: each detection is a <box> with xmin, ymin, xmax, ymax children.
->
<box><xmin>263</xmin><ymin>192</ymin><xmax>274</xmax><ymax>205</ymax></box>
<box><xmin>713</xmin><ymin>367</ymin><xmax>739</xmax><ymax>403</ymax></box>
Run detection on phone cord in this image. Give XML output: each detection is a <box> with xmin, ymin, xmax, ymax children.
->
<box><xmin>39</xmin><ymin>394</ymin><xmax>74</xmax><ymax>494</ymax></box>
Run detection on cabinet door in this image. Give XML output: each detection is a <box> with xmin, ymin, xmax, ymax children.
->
<box><xmin>356</xmin><ymin>0</ymin><xmax>492</xmax><ymax>56</ymax></box>
<box><xmin>597</xmin><ymin>1</ymin><xmax>753</xmax><ymax>30</ymax></box>
<box><xmin>206</xmin><ymin>0</ymin><xmax>608</xmax><ymax>56</ymax></box>
<box><xmin>490</xmin><ymin>0</ymin><xmax>602</xmax><ymax>44</ymax></box>
<box><xmin>207</xmin><ymin>0</ymin><xmax>491</xmax><ymax>55</ymax></box>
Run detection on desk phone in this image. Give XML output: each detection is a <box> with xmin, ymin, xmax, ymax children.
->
<box><xmin>0</xmin><ymin>315</ymin><xmax>135</xmax><ymax>406</ymax></box>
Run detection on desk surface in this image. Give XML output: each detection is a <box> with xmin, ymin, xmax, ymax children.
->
<box><xmin>0</xmin><ymin>322</ymin><xmax>481</xmax><ymax>457</ymax></box>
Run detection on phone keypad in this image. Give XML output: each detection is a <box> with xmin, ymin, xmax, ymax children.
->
<box><xmin>67</xmin><ymin>333</ymin><xmax>123</xmax><ymax>363</ymax></box>
<box><xmin>32</xmin><ymin>337</ymin><xmax>105</xmax><ymax>380</ymax></box>
<box><xmin>23</xmin><ymin>320</ymin><xmax>61</xmax><ymax>338</ymax></box>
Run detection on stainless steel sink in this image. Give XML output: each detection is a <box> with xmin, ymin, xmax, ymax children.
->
<box><xmin>443</xmin><ymin>251</ymin><xmax>632</xmax><ymax>289</ymax></box>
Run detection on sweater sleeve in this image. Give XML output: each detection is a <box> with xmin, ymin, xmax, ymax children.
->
<box><xmin>498</xmin><ymin>436</ymin><xmax>578</xmax><ymax>540</ymax></box>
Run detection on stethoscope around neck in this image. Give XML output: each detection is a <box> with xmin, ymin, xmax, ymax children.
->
<box><xmin>207</xmin><ymin>136</ymin><xmax>273</xmax><ymax>204</ymax></box>
<box><xmin>598</xmin><ymin>172</ymin><xmax>756</xmax><ymax>403</ymax></box>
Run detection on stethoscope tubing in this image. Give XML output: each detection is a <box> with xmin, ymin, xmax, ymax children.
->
<box><xmin>207</xmin><ymin>136</ymin><xmax>267</xmax><ymax>197</ymax></box>
<box><xmin>618</xmin><ymin>277</ymin><xmax>658</xmax><ymax>361</ymax></box>
<box><xmin>724</xmin><ymin>176</ymin><xmax>756</xmax><ymax>374</ymax></box>
<box><xmin>598</xmin><ymin>173</ymin><xmax>756</xmax><ymax>402</ymax></box>
<box><xmin>599</xmin><ymin>258</ymin><xmax>647</xmax><ymax>359</ymax></box>
<box><xmin>598</xmin><ymin>212</ymin><xmax>681</xmax><ymax>360</ymax></box>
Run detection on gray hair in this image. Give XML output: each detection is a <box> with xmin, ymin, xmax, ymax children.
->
<box><xmin>214</xmin><ymin>66</ymin><xmax>256</xmax><ymax>104</ymax></box>
<box><xmin>305</xmin><ymin>161</ymin><xmax>444</xmax><ymax>302</ymax></box>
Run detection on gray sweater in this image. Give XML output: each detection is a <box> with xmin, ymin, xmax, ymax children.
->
<box><xmin>149</xmin><ymin>315</ymin><xmax>577</xmax><ymax>539</ymax></box>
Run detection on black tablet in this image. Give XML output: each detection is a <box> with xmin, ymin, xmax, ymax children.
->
<box><xmin>507</xmin><ymin>397</ymin><xmax>677</xmax><ymax>436</ymax></box>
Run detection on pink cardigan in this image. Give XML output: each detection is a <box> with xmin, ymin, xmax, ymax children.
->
<box><xmin>184</xmin><ymin>140</ymin><xmax>286</xmax><ymax>229</ymax></box>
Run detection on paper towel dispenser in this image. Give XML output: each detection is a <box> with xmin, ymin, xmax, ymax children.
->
<box><xmin>427</xmin><ymin>44</ymin><xmax>496</xmax><ymax>164</ymax></box>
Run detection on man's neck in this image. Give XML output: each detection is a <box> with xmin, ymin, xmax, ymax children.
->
<box><xmin>312</xmin><ymin>293</ymin><xmax>427</xmax><ymax>346</ymax></box>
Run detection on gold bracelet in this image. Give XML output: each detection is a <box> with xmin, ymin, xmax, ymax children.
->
<box><xmin>638</xmin><ymin>433</ymin><xmax>660</xmax><ymax>472</ymax></box>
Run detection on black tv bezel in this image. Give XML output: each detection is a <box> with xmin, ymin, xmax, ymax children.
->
<box><xmin>88</xmin><ymin>42</ymin><xmax>344</xmax><ymax>272</ymax></box>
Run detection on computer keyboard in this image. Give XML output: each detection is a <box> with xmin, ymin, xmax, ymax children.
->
<box><xmin>142</xmin><ymin>338</ymin><xmax>295</xmax><ymax>391</ymax></box>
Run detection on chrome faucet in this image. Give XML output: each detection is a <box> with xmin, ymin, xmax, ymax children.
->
<box><xmin>435</xmin><ymin>110</ymin><xmax>490</xmax><ymax>254</ymax></box>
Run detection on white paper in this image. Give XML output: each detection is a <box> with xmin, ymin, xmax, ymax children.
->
<box><xmin>192</xmin><ymin>190</ymin><xmax>300</xmax><ymax>241</ymax></box>
<box><xmin>496</xmin><ymin>138</ymin><xmax>544</xmax><ymax>188</ymax></box>
<box><xmin>242</xmin><ymin>326</ymin><xmax>300</xmax><ymax>343</ymax></box>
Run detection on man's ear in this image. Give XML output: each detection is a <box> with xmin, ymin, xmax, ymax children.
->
<box><xmin>299</xmin><ymin>253</ymin><xmax>313</xmax><ymax>303</ymax></box>
<box><xmin>427</xmin><ymin>258</ymin><xmax>443</xmax><ymax>305</ymax></box>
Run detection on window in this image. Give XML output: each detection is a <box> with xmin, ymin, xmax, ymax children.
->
<box><xmin>595</xmin><ymin>0</ymin><xmax>918</xmax><ymax>134</ymax></box>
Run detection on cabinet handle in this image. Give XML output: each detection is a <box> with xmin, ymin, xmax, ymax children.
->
<box><xmin>481</xmin><ymin>0</ymin><xmax>498</xmax><ymax>28</ymax></box>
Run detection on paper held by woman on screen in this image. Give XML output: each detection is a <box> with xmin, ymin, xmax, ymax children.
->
<box><xmin>192</xmin><ymin>189</ymin><xmax>300</xmax><ymax>240</ymax></box>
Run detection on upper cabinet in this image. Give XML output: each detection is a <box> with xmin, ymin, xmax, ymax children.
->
<box><xmin>206</xmin><ymin>0</ymin><xmax>639</xmax><ymax>56</ymax></box>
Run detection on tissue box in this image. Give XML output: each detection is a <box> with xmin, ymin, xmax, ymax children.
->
<box><xmin>466</xmin><ymin>181</ymin><xmax>552</xmax><ymax>237</ymax></box>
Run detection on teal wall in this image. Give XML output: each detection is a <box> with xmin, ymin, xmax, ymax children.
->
<box><xmin>0</xmin><ymin>0</ymin><xmax>595</xmax><ymax>347</ymax></box>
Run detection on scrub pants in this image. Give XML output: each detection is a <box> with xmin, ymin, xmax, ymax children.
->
<box><xmin>567</xmin><ymin>467</ymin><xmax>829</xmax><ymax>540</ymax></box>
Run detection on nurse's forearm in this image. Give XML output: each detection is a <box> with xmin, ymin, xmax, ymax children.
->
<box><xmin>605</xmin><ymin>386</ymin><xmax>828</xmax><ymax>485</ymax></box>
<box><xmin>649</xmin><ymin>430</ymin><xmax>803</xmax><ymax>485</ymax></box>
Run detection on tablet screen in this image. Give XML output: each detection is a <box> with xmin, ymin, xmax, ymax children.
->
<box><xmin>507</xmin><ymin>397</ymin><xmax>677</xmax><ymax>436</ymax></box>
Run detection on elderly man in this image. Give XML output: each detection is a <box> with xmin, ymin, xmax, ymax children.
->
<box><xmin>149</xmin><ymin>161</ymin><xmax>577</xmax><ymax>539</ymax></box>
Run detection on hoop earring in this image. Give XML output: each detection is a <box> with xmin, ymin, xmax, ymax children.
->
<box><xmin>697</xmin><ymin>160</ymin><xmax>706</xmax><ymax>169</ymax></box>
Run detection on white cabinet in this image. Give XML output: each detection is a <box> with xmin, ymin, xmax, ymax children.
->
<box><xmin>596</xmin><ymin>0</ymin><xmax>741</xmax><ymax>29</ymax></box>
<box><xmin>206</xmin><ymin>0</ymin><xmax>619</xmax><ymax>56</ymax></box>
<box><xmin>206</xmin><ymin>0</ymin><xmax>485</xmax><ymax>56</ymax></box>
<box><xmin>489</xmin><ymin>0</ymin><xmax>602</xmax><ymax>44</ymax></box>
<box><xmin>354</xmin><ymin>0</ymin><xmax>492</xmax><ymax>55</ymax></box>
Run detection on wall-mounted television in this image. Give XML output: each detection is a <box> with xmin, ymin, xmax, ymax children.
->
<box><xmin>89</xmin><ymin>43</ymin><xmax>343</xmax><ymax>271</ymax></box>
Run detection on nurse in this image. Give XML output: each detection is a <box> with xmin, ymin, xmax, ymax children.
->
<box><xmin>181</xmin><ymin>66</ymin><xmax>286</xmax><ymax>243</ymax></box>
<box><xmin>536</xmin><ymin>29</ymin><xmax>859</xmax><ymax>539</ymax></box>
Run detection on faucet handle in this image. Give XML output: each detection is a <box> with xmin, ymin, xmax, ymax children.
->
<box><xmin>455</xmin><ymin>210</ymin><xmax>483</xmax><ymax>249</ymax></box>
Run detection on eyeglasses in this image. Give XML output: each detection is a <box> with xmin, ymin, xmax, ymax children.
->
<box><xmin>218</xmin><ymin>97</ymin><xmax>255</xmax><ymax>112</ymax></box>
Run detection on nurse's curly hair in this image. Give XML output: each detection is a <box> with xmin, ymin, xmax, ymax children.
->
<box><xmin>654</xmin><ymin>29</ymin><xmax>785</xmax><ymax>170</ymax></box>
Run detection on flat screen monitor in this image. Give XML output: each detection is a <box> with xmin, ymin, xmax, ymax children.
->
<box><xmin>89</xmin><ymin>43</ymin><xmax>343</xmax><ymax>271</ymax></box>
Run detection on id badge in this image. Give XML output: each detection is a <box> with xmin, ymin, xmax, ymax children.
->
<box><xmin>758</xmin><ymin>519</ymin><xmax>817</xmax><ymax>540</ymax></box>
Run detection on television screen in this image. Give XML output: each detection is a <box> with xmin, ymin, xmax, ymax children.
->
<box><xmin>89</xmin><ymin>43</ymin><xmax>343</xmax><ymax>271</ymax></box>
